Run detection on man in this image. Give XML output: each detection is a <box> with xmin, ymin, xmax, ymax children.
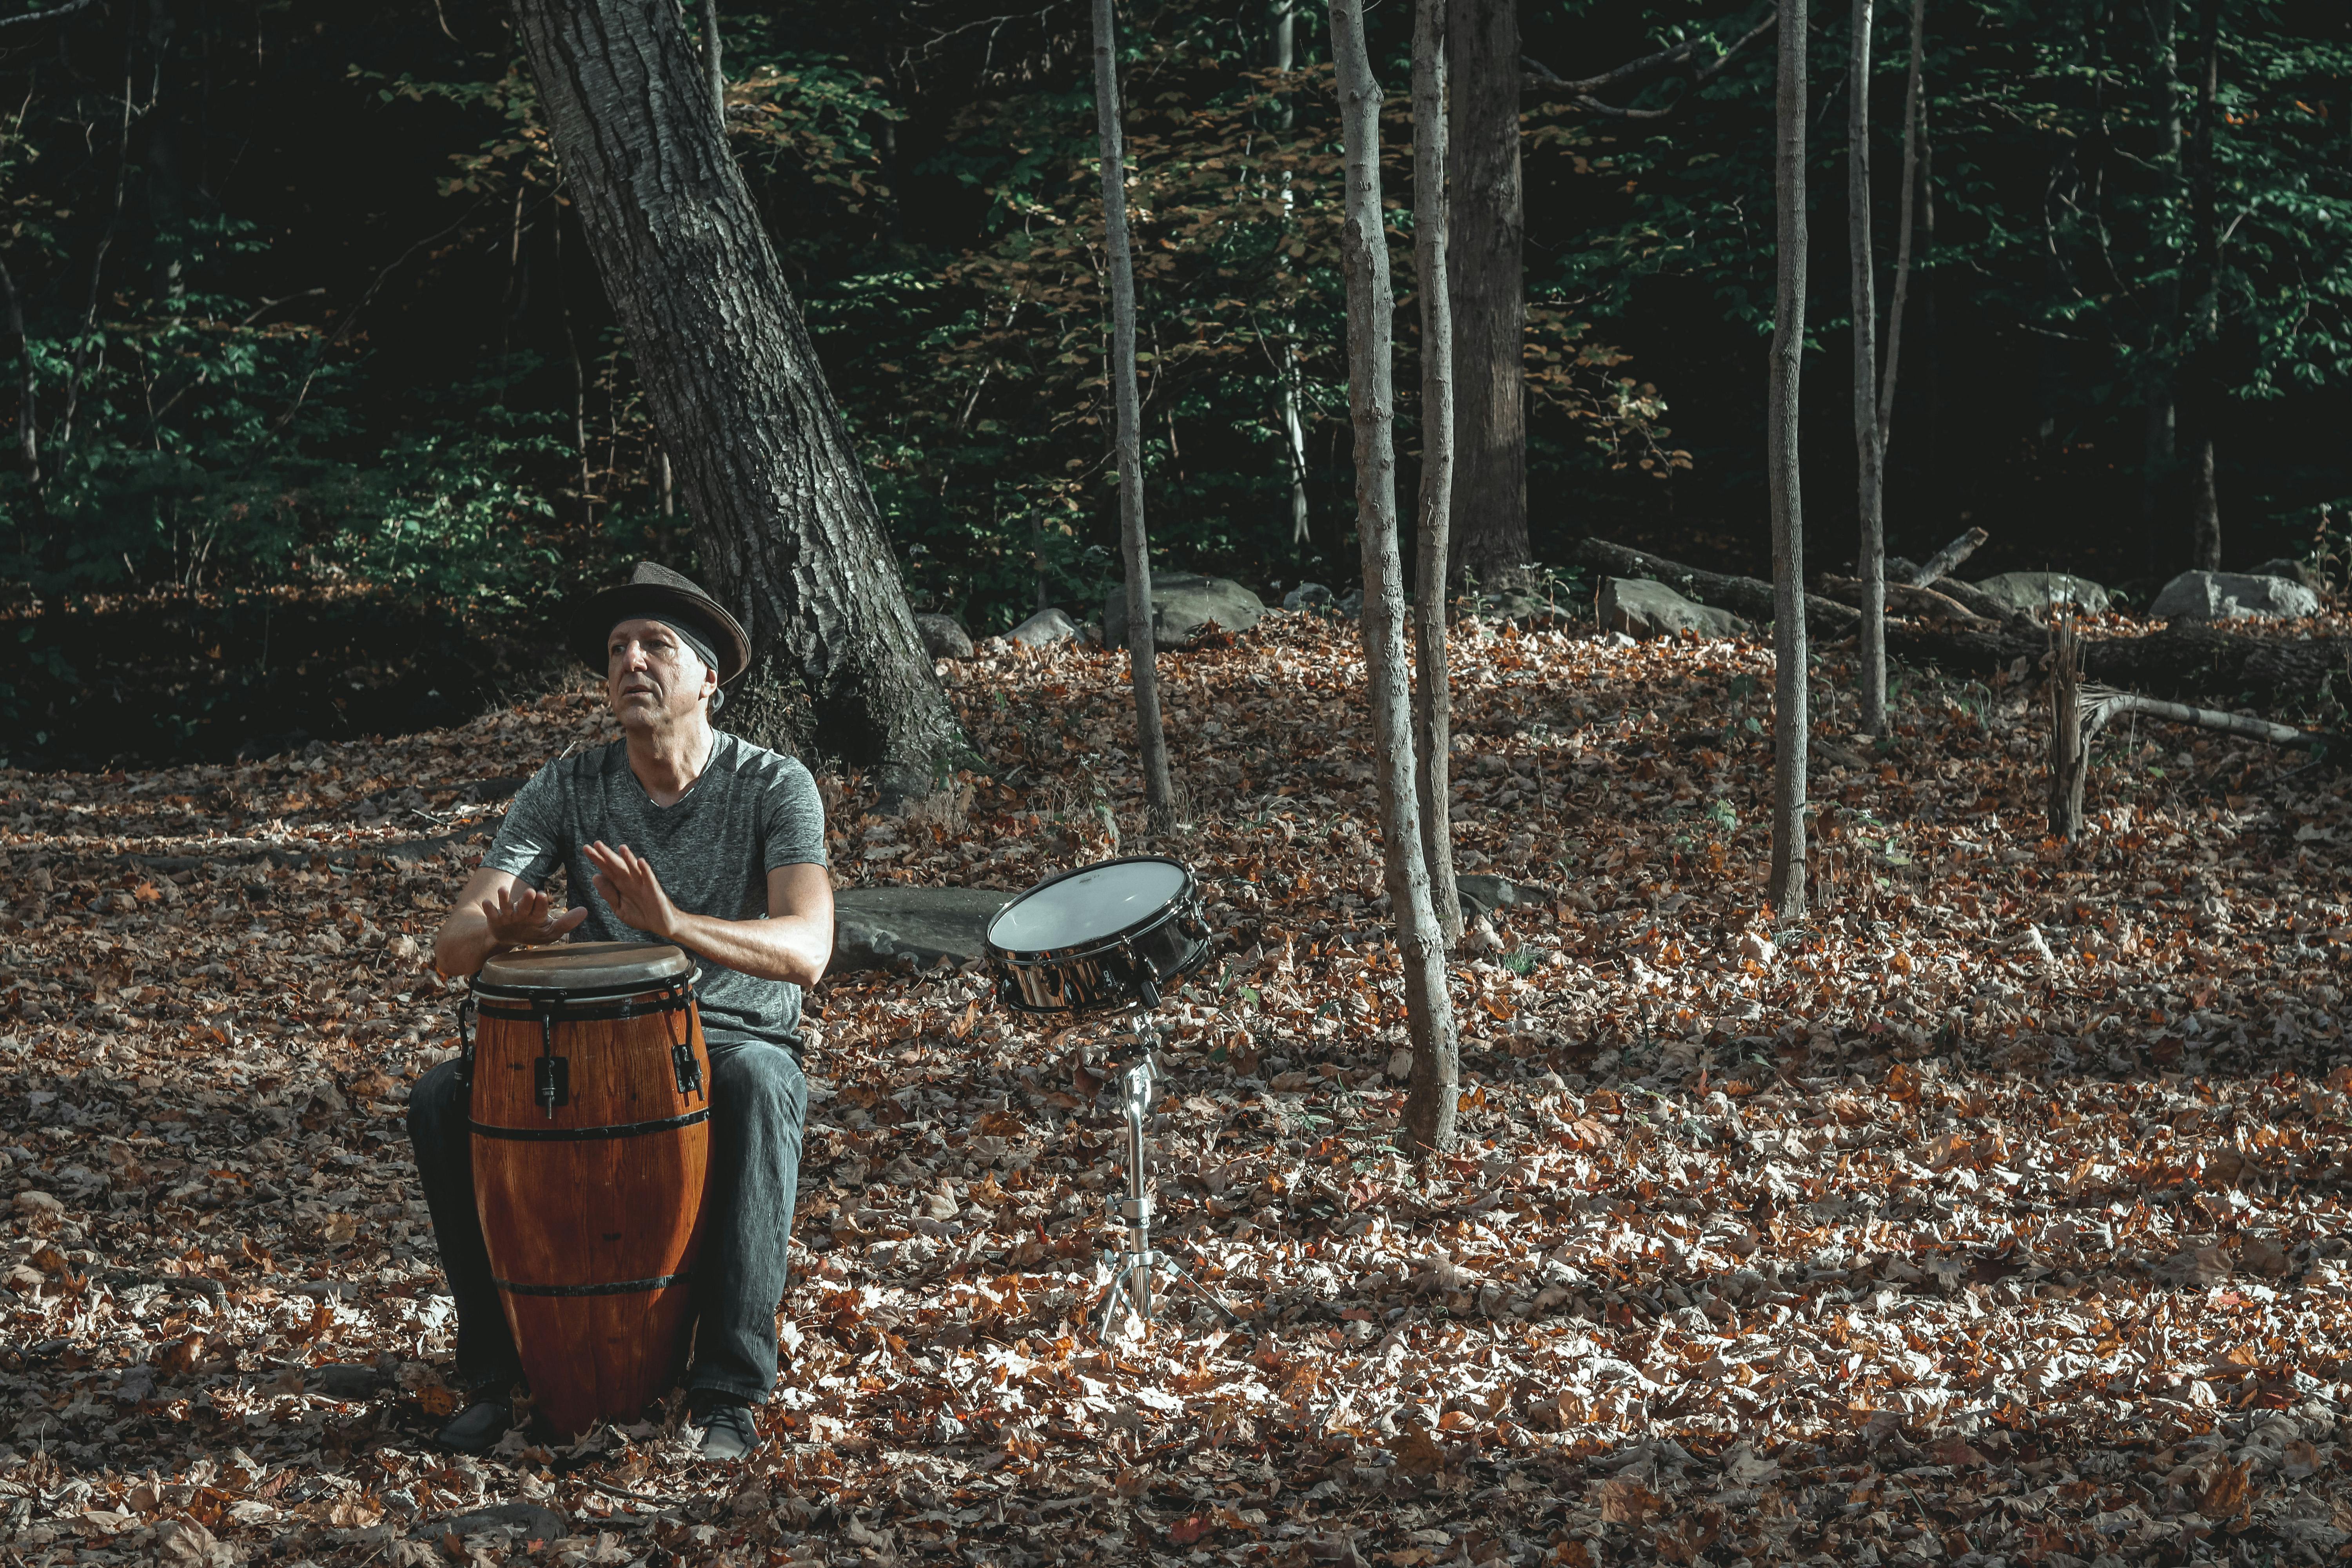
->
<box><xmin>411</xmin><ymin>561</ymin><xmax>832</xmax><ymax>1461</ymax></box>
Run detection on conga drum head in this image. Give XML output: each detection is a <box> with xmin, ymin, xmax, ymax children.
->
<box><xmin>984</xmin><ymin>857</ymin><xmax>1210</xmax><ymax>1015</ymax></box>
<box><xmin>474</xmin><ymin>941</ymin><xmax>694</xmax><ymax>1001</ymax></box>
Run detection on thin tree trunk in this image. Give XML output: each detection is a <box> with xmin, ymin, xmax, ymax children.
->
<box><xmin>507</xmin><ymin>0</ymin><xmax>974</xmax><ymax>804</ymax></box>
<box><xmin>1877</xmin><ymin>0</ymin><xmax>1924</xmax><ymax>449</ymax></box>
<box><xmin>1269</xmin><ymin>0</ymin><xmax>1312</xmax><ymax>553</ymax></box>
<box><xmin>1849</xmin><ymin>0</ymin><xmax>1886</xmax><ymax>737</ymax></box>
<box><xmin>2048</xmin><ymin>613</ymin><xmax>2087</xmax><ymax>840</ymax></box>
<box><xmin>554</xmin><ymin>214</ymin><xmax>593</xmax><ymax>528</ymax></box>
<box><xmin>1330</xmin><ymin>0</ymin><xmax>1457</xmax><ymax>1154</ymax></box>
<box><xmin>0</xmin><ymin>256</ymin><xmax>40</xmax><ymax>496</ymax></box>
<box><xmin>2141</xmin><ymin>0</ymin><xmax>2183</xmax><ymax>567</ymax></box>
<box><xmin>1445</xmin><ymin>0</ymin><xmax>1528</xmax><ymax>592</ymax></box>
<box><xmin>1767</xmin><ymin>0</ymin><xmax>1811</xmax><ymax>916</ymax></box>
<box><xmin>701</xmin><ymin>0</ymin><xmax>724</xmax><ymax>126</ymax></box>
<box><xmin>1412</xmin><ymin>0</ymin><xmax>1461</xmax><ymax>948</ymax></box>
<box><xmin>1092</xmin><ymin>0</ymin><xmax>1179</xmax><ymax>832</ymax></box>
<box><xmin>57</xmin><ymin>31</ymin><xmax>136</xmax><ymax>451</ymax></box>
<box><xmin>2184</xmin><ymin>0</ymin><xmax>2222</xmax><ymax>570</ymax></box>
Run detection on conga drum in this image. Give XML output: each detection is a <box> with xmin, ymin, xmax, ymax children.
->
<box><xmin>466</xmin><ymin>942</ymin><xmax>710</xmax><ymax>1437</ymax></box>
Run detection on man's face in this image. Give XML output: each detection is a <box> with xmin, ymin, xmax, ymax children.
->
<box><xmin>606</xmin><ymin>617</ymin><xmax>715</xmax><ymax>728</ymax></box>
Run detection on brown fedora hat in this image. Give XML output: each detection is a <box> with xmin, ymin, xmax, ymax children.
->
<box><xmin>570</xmin><ymin>561</ymin><xmax>752</xmax><ymax>684</ymax></box>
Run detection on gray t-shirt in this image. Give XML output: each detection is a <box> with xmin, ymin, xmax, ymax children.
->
<box><xmin>480</xmin><ymin>733</ymin><xmax>828</xmax><ymax>1051</ymax></box>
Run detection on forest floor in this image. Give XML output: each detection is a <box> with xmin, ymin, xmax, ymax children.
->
<box><xmin>2</xmin><ymin>605</ymin><xmax>2349</xmax><ymax>1568</ymax></box>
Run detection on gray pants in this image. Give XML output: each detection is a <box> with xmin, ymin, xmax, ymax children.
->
<box><xmin>404</xmin><ymin>1040</ymin><xmax>807</xmax><ymax>1405</ymax></box>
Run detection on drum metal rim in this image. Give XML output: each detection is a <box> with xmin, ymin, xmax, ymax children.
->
<box><xmin>468</xmin><ymin>969</ymin><xmax>702</xmax><ymax>1006</ymax></box>
<box><xmin>982</xmin><ymin>855</ymin><xmax>1202</xmax><ymax>965</ymax></box>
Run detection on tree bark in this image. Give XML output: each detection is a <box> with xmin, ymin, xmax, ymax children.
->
<box><xmin>1767</xmin><ymin>0</ymin><xmax>1811</xmax><ymax>915</ymax></box>
<box><xmin>2184</xmin><ymin>0</ymin><xmax>2223</xmax><ymax>571</ymax></box>
<box><xmin>1330</xmin><ymin>0</ymin><xmax>1458</xmax><ymax>1155</ymax></box>
<box><xmin>1849</xmin><ymin>0</ymin><xmax>1886</xmax><ymax>737</ymax></box>
<box><xmin>1412</xmin><ymin>0</ymin><xmax>1463</xmax><ymax>950</ymax></box>
<box><xmin>506</xmin><ymin>0</ymin><xmax>973</xmax><ymax>804</ymax></box>
<box><xmin>1092</xmin><ymin>0</ymin><xmax>1179</xmax><ymax>832</ymax></box>
<box><xmin>1445</xmin><ymin>0</ymin><xmax>1528</xmax><ymax>592</ymax></box>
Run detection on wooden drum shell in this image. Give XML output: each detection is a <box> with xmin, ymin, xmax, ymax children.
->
<box><xmin>469</xmin><ymin>982</ymin><xmax>710</xmax><ymax>1439</ymax></box>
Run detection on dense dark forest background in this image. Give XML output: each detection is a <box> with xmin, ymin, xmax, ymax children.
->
<box><xmin>2</xmin><ymin>0</ymin><xmax>2347</xmax><ymax>764</ymax></box>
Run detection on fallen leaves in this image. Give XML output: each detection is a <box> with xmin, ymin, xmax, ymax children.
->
<box><xmin>0</xmin><ymin>608</ymin><xmax>2346</xmax><ymax>1564</ymax></box>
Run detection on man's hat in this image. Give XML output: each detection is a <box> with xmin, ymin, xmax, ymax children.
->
<box><xmin>570</xmin><ymin>561</ymin><xmax>752</xmax><ymax>684</ymax></box>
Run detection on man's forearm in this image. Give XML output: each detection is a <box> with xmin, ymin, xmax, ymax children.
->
<box><xmin>667</xmin><ymin>910</ymin><xmax>831</xmax><ymax>986</ymax></box>
<box><xmin>434</xmin><ymin>912</ymin><xmax>502</xmax><ymax>978</ymax></box>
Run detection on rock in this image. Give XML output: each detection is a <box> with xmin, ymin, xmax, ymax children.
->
<box><xmin>1482</xmin><ymin>590</ymin><xmax>1570</xmax><ymax>627</ymax></box>
<box><xmin>1282</xmin><ymin>582</ymin><xmax>1335</xmax><ymax>612</ymax></box>
<box><xmin>2250</xmin><ymin>557</ymin><xmax>2323</xmax><ymax>590</ymax></box>
<box><xmin>832</xmin><ymin>886</ymin><xmax>1010</xmax><ymax>973</ymax></box>
<box><xmin>1599</xmin><ymin>577</ymin><xmax>1745</xmax><ymax>639</ymax></box>
<box><xmin>441</xmin><ymin>1503</ymin><xmax>569</xmax><ymax>1543</ymax></box>
<box><xmin>1006</xmin><ymin>608</ymin><xmax>1078</xmax><ymax>649</ymax></box>
<box><xmin>1455</xmin><ymin>874</ymin><xmax>1545</xmax><ymax>919</ymax></box>
<box><xmin>914</xmin><ymin>613</ymin><xmax>974</xmax><ymax>661</ymax></box>
<box><xmin>2149</xmin><ymin>570</ymin><xmax>2319</xmax><ymax>622</ymax></box>
<box><xmin>315</xmin><ymin>1362</ymin><xmax>385</xmax><ymax>1399</ymax></box>
<box><xmin>1971</xmin><ymin>571</ymin><xmax>2111</xmax><ymax>615</ymax></box>
<box><xmin>1106</xmin><ymin>571</ymin><xmax>1265</xmax><ymax>648</ymax></box>
<box><xmin>1336</xmin><ymin>588</ymin><xmax>1364</xmax><ymax>618</ymax></box>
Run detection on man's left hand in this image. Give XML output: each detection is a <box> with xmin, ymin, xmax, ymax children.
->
<box><xmin>586</xmin><ymin>841</ymin><xmax>681</xmax><ymax>940</ymax></box>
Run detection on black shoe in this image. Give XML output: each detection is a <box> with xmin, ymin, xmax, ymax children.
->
<box><xmin>435</xmin><ymin>1397</ymin><xmax>515</xmax><ymax>1455</ymax></box>
<box><xmin>690</xmin><ymin>1396</ymin><xmax>759</xmax><ymax>1461</ymax></box>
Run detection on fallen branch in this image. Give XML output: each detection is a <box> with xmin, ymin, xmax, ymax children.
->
<box><xmin>2078</xmin><ymin>685</ymin><xmax>2331</xmax><ymax>751</ymax></box>
<box><xmin>1817</xmin><ymin>572</ymin><xmax>1994</xmax><ymax>629</ymax></box>
<box><xmin>1570</xmin><ymin>537</ymin><xmax>1858</xmax><ymax>634</ymax></box>
<box><xmin>1909</xmin><ymin>526</ymin><xmax>1987</xmax><ymax>588</ymax></box>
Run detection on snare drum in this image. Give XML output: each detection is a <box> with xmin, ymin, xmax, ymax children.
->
<box><xmin>984</xmin><ymin>857</ymin><xmax>1212</xmax><ymax>1014</ymax></box>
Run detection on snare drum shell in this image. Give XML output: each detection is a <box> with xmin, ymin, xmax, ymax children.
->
<box><xmin>469</xmin><ymin>946</ymin><xmax>710</xmax><ymax>1438</ymax></box>
<box><xmin>984</xmin><ymin>857</ymin><xmax>1211</xmax><ymax>1014</ymax></box>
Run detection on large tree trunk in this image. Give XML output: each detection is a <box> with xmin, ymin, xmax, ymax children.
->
<box><xmin>1412</xmin><ymin>0</ymin><xmax>1463</xmax><ymax>950</ymax></box>
<box><xmin>505</xmin><ymin>0</ymin><xmax>972</xmax><ymax>805</ymax></box>
<box><xmin>1848</xmin><ymin>0</ymin><xmax>1887</xmax><ymax>737</ymax></box>
<box><xmin>1767</xmin><ymin>0</ymin><xmax>1811</xmax><ymax>916</ymax></box>
<box><xmin>2184</xmin><ymin>0</ymin><xmax>2223</xmax><ymax>571</ymax></box>
<box><xmin>1092</xmin><ymin>0</ymin><xmax>1179</xmax><ymax>831</ymax></box>
<box><xmin>1445</xmin><ymin>0</ymin><xmax>1529</xmax><ymax>592</ymax></box>
<box><xmin>1330</xmin><ymin>0</ymin><xmax>1459</xmax><ymax>1155</ymax></box>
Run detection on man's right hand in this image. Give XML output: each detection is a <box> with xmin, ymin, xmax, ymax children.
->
<box><xmin>485</xmin><ymin>884</ymin><xmax>588</xmax><ymax>949</ymax></box>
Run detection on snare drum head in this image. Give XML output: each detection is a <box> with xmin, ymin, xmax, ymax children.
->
<box><xmin>475</xmin><ymin>940</ymin><xmax>693</xmax><ymax>996</ymax></box>
<box><xmin>986</xmin><ymin>858</ymin><xmax>1190</xmax><ymax>953</ymax></box>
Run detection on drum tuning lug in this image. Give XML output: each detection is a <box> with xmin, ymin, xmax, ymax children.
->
<box><xmin>673</xmin><ymin>1042</ymin><xmax>704</xmax><ymax>1100</ymax></box>
<box><xmin>535</xmin><ymin>1055</ymin><xmax>570</xmax><ymax>1118</ymax></box>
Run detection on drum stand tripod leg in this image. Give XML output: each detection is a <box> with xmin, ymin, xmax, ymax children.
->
<box><xmin>1094</xmin><ymin>1038</ymin><xmax>1247</xmax><ymax>1342</ymax></box>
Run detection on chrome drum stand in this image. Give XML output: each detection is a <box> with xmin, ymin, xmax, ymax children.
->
<box><xmin>1093</xmin><ymin>1024</ymin><xmax>1243</xmax><ymax>1342</ymax></box>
